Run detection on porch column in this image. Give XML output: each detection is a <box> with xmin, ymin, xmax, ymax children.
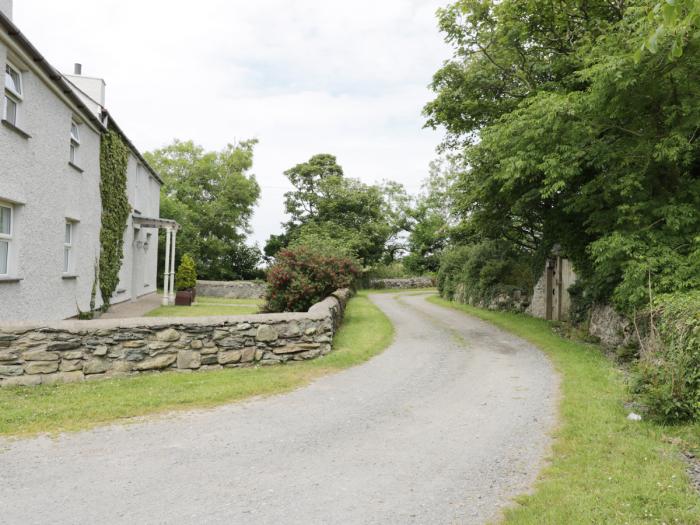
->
<box><xmin>162</xmin><ymin>228</ymin><xmax>172</xmax><ymax>306</ymax></box>
<box><xmin>169</xmin><ymin>228</ymin><xmax>177</xmax><ymax>303</ymax></box>
<box><xmin>163</xmin><ymin>228</ymin><xmax>170</xmax><ymax>306</ymax></box>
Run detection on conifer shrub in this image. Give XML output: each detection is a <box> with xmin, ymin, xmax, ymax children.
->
<box><xmin>175</xmin><ymin>254</ymin><xmax>197</xmax><ymax>291</ymax></box>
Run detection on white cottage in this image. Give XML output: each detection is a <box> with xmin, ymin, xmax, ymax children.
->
<box><xmin>0</xmin><ymin>0</ymin><xmax>177</xmax><ymax>322</ymax></box>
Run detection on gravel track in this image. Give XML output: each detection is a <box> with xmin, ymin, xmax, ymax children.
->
<box><xmin>0</xmin><ymin>292</ymin><xmax>558</xmax><ymax>524</ymax></box>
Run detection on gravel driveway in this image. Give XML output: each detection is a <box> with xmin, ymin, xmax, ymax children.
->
<box><xmin>0</xmin><ymin>292</ymin><xmax>558</xmax><ymax>525</ymax></box>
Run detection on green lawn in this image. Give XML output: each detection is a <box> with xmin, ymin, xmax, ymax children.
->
<box><xmin>145</xmin><ymin>304</ymin><xmax>261</xmax><ymax>317</ymax></box>
<box><xmin>195</xmin><ymin>296</ymin><xmax>265</xmax><ymax>306</ymax></box>
<box><xmin>428</xmin><ymin>296</ymin><xmax>700</xmax><ymax>524</ymax></box>
<box><xmin>0</xmin><ymin>292</ymin><xmax>393</xmax><ymax>437</ymax></box>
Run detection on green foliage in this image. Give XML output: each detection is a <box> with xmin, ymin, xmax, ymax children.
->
<box><xmin>425</xmin><ymin>0</ymin><xmax>700</xmax><ymax>313</ymax></box>
<box><xmin>437</xmin><ymin>240</ymin><xmax>532</xmax><ymax>307</ymax></box>
<box><xmin>98</xmin><ymin>129</ymin><xmax>130</xmax><ymax>307</ymax></box>
<box><xmin>265</xmin><ymin>154</ymin><xmax>407</xmax><ymax>267</ymax></box>
<box><xmin>404</xmin><ymin>157</ymin><xmax>460</xmax><ymax>275</ymax></box>
<box><xmin>145</xmin><ymin>140</ymin><xmax>261</xmax><ymax>281</ymax></box>
<box><xmin>634</xmin><ymin>291</ymin><xmax>700</xmax><ymax>423</ymax></box>
<box><xmin>175</xmin><ymin>254</ymin><xmax>197</xmax><ymax>291</ymax></box>
<box><xmin>265</xmin><ymin>246</ymin><xmax>359</xmax><ymax>313</ymax></box>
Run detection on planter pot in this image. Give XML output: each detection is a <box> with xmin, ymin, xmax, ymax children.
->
<box><xmin>175</xmin><ymin>290</ymin><xmax>194</xmax><ymax>306</ymax></box>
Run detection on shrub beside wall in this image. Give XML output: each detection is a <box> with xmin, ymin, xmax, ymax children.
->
<box><xmin>633</xmin><ymin>291</ymin><xmax>700</xmax><ymax>423</ymax></box>
<box><xmin>265</xmin><ymin>246</ymin><xmax>359</xmax><ymax>313</ymax></box>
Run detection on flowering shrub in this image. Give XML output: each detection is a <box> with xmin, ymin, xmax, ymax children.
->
<box><xmin>264</xmin><ymin>246</ymin><xmax>359</xmax><ymax>312</ymax></box>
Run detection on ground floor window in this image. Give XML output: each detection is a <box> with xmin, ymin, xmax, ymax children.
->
<box><xmin>63</xmin><ymin>221</ymin><xmax>73</xmax><ymax>273</ymax></box>
<box><xmin>0</xmin><ymin>204</ymin><xmax>12</xmax><ymax>275</ymax></box>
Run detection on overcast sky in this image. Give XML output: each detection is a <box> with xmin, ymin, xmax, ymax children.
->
<box><xmin>15</xmin><ymin>0</ymin><xmax>449</xmax><ymax>246</ymax></box>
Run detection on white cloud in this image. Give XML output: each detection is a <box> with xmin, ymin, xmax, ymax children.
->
<box><xmin>15</xmin><ymin>0</ymin><xmax>449</xmax><ymax>245</ymax></box>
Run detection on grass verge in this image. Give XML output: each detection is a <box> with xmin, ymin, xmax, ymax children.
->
<box><xmin>145</xmin><ymin>304</ymin><xmax>261</xmax><ymax>317</ymax></box>
<box><xmin>361</xmin><ymin>287</ymin><xmax>437</xmax><ymax>294</ymax></box>
<box><xmin>428</xmin><ymin>296</ymin><xmax>700</xmax><ymax>524</ymax></box>
<box><xmin>0</xmin><ymin>292</ymin><xmax>393</xmax><ymax>437</ymax></box>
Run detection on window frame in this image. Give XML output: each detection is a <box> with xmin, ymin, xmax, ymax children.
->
<box><xmin>69</xmin><ymin>120</ymin><xmax>81</xmax><ymax>165</ymax></box>
<box><xmin>4</xmin><ymin>63</ymin><xmax>22</xmax><ymax>126</ymax></box>
<box><xmin>0</xmin><ymin>203</ymin><xmax>13</xmax><ymax>276</ymax></box>
<box><xmin>63</xmin><ymin>221</ymin><xmax>73</xmax><ymax>274</ymax></box>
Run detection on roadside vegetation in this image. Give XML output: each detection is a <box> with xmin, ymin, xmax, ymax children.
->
<box><xmin>0</xmin><ymin>292</ymin><xmax>392</xmax><ymax>437</ymax></box>
<box><xmin>429</xmin><ymin>296</ymin><xmax>700</xmax><ymax>524</ymax></box>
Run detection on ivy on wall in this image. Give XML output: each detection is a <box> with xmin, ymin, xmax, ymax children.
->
<box><xmin>98</xmin><ymin>129</ymin><xmax>130</xmax><ymax>308</ymax></box>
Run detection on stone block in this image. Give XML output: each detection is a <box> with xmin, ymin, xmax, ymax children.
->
<box><xmin>177</xmin><ymin>350</ymin><xmax>201</xmax><ymax>369</ymax></box>
<box><xmin>123</xmin><ymin>340</ymin><xmax>147</xmax><ymax>348</ymax></box>
<box><xmin>134</xmin><ymin>354</ymin><xmax>176</xmax><ymax>371</ymax></box>
<box><xmin>0</xmin><ymin>351</ymin><xmax>19</xmax><ymax>362</ymax></box>
<box><xmin>156</xmin><ymin>328</ymin><xmax>181</xmax><ymax>342</ymax></box>
<box><xmin>240</xmin><ymin>347</ymin><xmax>256</xmax><ymax>363</ymax></box>
<box><xmin>62</xmin><ymin>350</ymin><xmax>83</xmax><ymax>360</ymax></box>
<box><xmin>218</xmin><ymin>350</ymin><xmax>242</xmax><ymax>365</ymax></box>
<box><xmin>46</xmin><ymin>341</ymin><xmax>81</xmax><ymax>351</ymax></box>
<box><xmin>200</xmin><ymin>355</ymin><xmax>218</xmax><ymax>366</ymax></box>
<box><xmin>83</xmin><ymin>358</ymin><xmax>112</xmax><ymax>375</ymax></box>
<box><xmin>256</xmin><ymin>325</ymin><xmax>278</xmax><ymax>342</ymax></box>
<box><xmin>93</xmin><ymin>345</ymin><xmax>108</xmax><ymax>356</ymax></box>
<box><xmin>218</xmin><ymin>337</ymin><xmax>244</xmax><ymax>349</ymax></box>
<box><xmin>43</xmin><ymin>371</ymin><xmax>84</xmax><ymax>385</ymax></box>
<box><xmin>190</xmin><ymin>340</ymin><xmax>203</xmax><ymax>350</ymax></box>
<box><xmin>25</xmin><ymin>361</ymin><xmax>59</xmax><ymax>374</ymax></box>
<box><xmin>0</xmin><ymin>365</ymin><xmax>24</xmax><ymax>377</ymax></box>
<box><xmin>1</xmin><ymin>375</ymin><xmax>42</xmax><ymax>387</ymax></box>
<box><xmin>59</xmin><ymin>359</ymin><xmax>83</xmax><ymax>372</ymax></box>
<box><xmin>22</xmin><ymin>350</ymin><xmax>59</xmax><ymax>361</ymax></box>
<box><xmin>272</xmin><ymin>345</ymin><xmax>305</xmax><ymax>355</ymax></box>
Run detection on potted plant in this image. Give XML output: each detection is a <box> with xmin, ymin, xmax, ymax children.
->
<box><xmin>175</xmin><ymin>254</ymin><xmax>197</xmax><ymax>306</ymax></box>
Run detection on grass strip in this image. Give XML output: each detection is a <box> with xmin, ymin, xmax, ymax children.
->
<box><xmin>428</xmin><ymin>296</ymin><xmax>700</xmax><ymax>524</ymax></box>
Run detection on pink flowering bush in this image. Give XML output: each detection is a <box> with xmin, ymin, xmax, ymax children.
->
<box><xmin>264</xmin><ymin>246</ymin><xmax>359</xmax><ymax>312</ymax></box>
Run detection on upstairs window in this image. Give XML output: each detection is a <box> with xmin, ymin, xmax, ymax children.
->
<box><xmin>4</xmin><ymin>63</ymin><xmax>22</xmax><ymax>126</ymax></box>
<box><xmin>0</xmin><ymin>204</ymin><xmax>12</xmax><ymax>275</ymax></box>
<box><xmin>69</xmin><ymin>121</ymin><xmax>80</xmax><ymax>165</ymax></box>
<box><xmin>63</xmin><ymin>221</ymin><xmax>73</xmax><ymax>273</ymax></box>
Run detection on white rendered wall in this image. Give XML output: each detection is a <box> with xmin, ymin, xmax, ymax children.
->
<box><xmin>0</xmin><ymin>39</ymin><xmax>103</xmax><ymax>322</ymax></box>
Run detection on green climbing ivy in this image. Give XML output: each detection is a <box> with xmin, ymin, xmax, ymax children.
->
<box><xmin>98</xmin><ymin>129</ymin><xmax>130</xmax><ymax>308</ymax></box>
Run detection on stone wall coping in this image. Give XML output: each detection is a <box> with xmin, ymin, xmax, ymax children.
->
<box><xmin>196</xmin><ymin>280</ymin><xmax>265</xmax><ymax>285</ymax></box>
<box><xmin>0</xmin><ymin>288</ymin><xmax>352</xmax><ymax>333</ymax></box>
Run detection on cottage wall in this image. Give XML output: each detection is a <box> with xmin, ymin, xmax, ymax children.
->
<box><xmin>0</xmin><ymin>33</ymin><xmax>103</xmax><ymax>322</ymax></box>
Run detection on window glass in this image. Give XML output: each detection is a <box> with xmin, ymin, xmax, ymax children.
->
<box><xmin>0</xmin><ymin>240</ymin><xmax>7</xmax><ymax>274</ymax></box>
<box><xmin>4</xmin><ymin>95</ymin><xmax>17</xmax><ymax>124</ymax></box>
<box><xmin>70</xmin><ymin>122</ymin><xmax>80</xmax><ymax>143</ymax></box>
<box><xmin>70</xmin><ymin>144</ymin><xmax>76</xmax><ymax>164</ymax></box>
<box><xmin>0</xmin><ymin>206</ymin><xmax>11</xmax><ymax>235</ymax></box>
<box><xmin>64</xmin><ymin>222</ymin><xmax>72</xmax><ymax>244</ymax></box>
<box><xmin>5</xmin><ymin>64</ymin><xmax>21</xmax><ymax>96</ymax></box>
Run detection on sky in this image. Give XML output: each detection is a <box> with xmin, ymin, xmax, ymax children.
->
<box><xmin>14</xmin><ymin>0</ymin><xmax>450</xmax><ymax>246</ymax></box>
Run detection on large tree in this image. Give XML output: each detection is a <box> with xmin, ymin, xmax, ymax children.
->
<box><xmin>145</xmin><ymin>140</ymin><xmax>262</xmax><ymax>280</ymax></box>
<box><xmin>265</xmin><ymin>154</ymin><xmax>406</xmax><ymax>267</ymax></box>
<box><xmin>425</xmin><ymin>0</ymin><xmax>700</xmax><ymax>311</ymax></box>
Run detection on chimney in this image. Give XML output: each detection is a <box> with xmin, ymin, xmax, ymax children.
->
<box><xmin>0</xmin><ymin>0</ymin><xmax>13</xmax><ymax>20</ymax></box>
<box><xmin>64</xmin><ymin>65</ymin><xmax>106</xmax><ymax>117</ymax></box>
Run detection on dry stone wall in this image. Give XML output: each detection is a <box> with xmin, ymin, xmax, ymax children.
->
<box><xmin>195</xmin><ymin>280</ymin><xmax>267</xmax><ymax>299</ymax></box>
<box><xmin>0</xmin><ymin>289</ymin><xmax>353</xmax><ymax>387</ymax></box>
<box><xmin>368</xmin><ymin>277</ymin><xmax>435</xmax><ymax>289</ymax></box>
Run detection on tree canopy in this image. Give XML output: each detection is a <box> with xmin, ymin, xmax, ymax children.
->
<box><xmin>425</xmin><ymin>0</ymin><xmax>700</xmax><ymax>311</ymax></box>
<box><xmin>265</xmin><ymin>154</ymin><xmax>408</xmax><ymax>267</ymax></box>
<box><xmin>145</xmin><ymin>140</ymin><xmax>262</xmax><ymax>281</ymax></box>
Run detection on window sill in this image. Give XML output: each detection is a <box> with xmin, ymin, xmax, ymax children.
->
<box><xmin>1</xmin><ymin>119</ymin><xmax>31</xmax><ymax>139</ymax></box>
<box><xmin>0</xmin><ymin>276</ymin><xmax>23</xmax><ymax>283</ymax></box>
<box><xmin>68</xmin><ymin>162</ymin><xmax>84</xmax><ymax>173</ymax></box>
<box><xmin>62</xmin><ymin>274</ymin><xmax>78</xmax><ymax>280</ymax></box>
